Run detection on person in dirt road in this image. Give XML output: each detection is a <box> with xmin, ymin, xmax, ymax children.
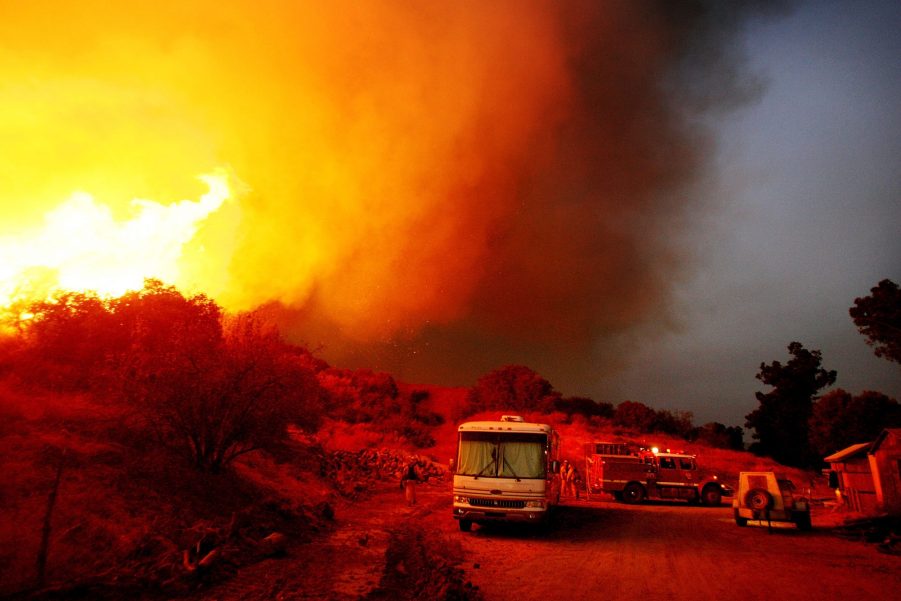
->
<box><xmin>571</xmin><ymin>465</ymin><xmax>582</xmax><ymax>499</ymax></box>
<box><xmin>401</xmin><ymin>456</ymin><xmax>422</xmax><ymax>506</ymax></box>
<box><xmin>561</xmin><ymin>460</ymin><xmax>576</xmax><ymax>498</ymax></box>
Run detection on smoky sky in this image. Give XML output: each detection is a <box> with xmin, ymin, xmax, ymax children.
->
<box><xmin>0</xmin><ymin>1</ymin><xmax>792</xmax><ymax>406</ymax></box>
<box><xmin>268</xmin><ymin>1</ymin><xmax>791</xmax><ymax>389</ymax></box>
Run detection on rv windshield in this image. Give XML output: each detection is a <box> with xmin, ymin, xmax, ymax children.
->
<box><xmin>457</xmin><ymin>432</ymin><xmax>547</xmax><ymax>479</ymax></box>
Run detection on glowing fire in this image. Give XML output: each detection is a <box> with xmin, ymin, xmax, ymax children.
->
<box><xmin>0</xmin><ymin>172</ymin><xmax>231</xmax><ymax>307</ymax></box>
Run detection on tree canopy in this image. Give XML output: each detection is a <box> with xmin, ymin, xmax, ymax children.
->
<box><xmin>745</xmin><ymin>342</ymin><xmax>836</xmax><ymax>467</ymax></box>
<box><xmin>808</xmin><ymin>389</ymin><xmax>901</xmax><ymax>457</ymax></box>
<box><xmin>850</xmin><ymin>278</ymin><xmax>901</xmax><ymax>364</ymax></box>
<box><xmin>15</xmin><ymin>280</ymin><xmax>324</xmax><ymax>473</ymax></box>
<box><xmin>463</xmin><ymin>365</ymin><xmax>560</xmax><ymax>417</ymax></box>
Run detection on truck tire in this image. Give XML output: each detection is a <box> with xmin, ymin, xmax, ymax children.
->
<box><xmin>745</xmin><ymin>488</ymin><xmax>773</xmax><ymax>511</ymax></box>
<box><xmin>701</xmin><ymin>484</ymin><xmax>722</xmax><ymax>506</ymax></box>
<box><xmin>734</xmin><ymin>509</ymin><xmax>748</xmax><ymax>527</ymax></box>
<box><xmin>622</xmin><ymin>482</ymin><xmax>645</xmax><ymax>503</ymax></box>
<box><xmin>458</xmin><ymin>519</ymin><xmax>472</xmax><ymax>532</ymax></box>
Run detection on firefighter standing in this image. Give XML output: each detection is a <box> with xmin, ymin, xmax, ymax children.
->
<box><xmin>572</xmin><ymin>466</ymin><xmax>582</xmax><ymax>499</ymax></box>
<box><xmin>561</xmin><ymin>460</ymin><xmax>576</xmax><ymax>498</ymax></box>
<box><xmin>401</xmin><ymin>457</ymin><xmax>422</xmax><ymax>506</ymax></box>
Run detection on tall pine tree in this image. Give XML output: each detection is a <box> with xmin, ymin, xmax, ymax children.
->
<box><xmin>745</xmin><ymin>342</ymin><xmax>836</xmax><ymax>467</ymax></box>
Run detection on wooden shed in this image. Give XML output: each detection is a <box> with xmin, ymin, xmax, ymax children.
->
<box><xmin>869</xmin><ymin>428</ymin><xmax>901</xmax><ymax>516</ymax></box>
<box><xmin>824</xmin><ymin>442</ymin><xmax>877</xmax><ymax>514</ymax></box>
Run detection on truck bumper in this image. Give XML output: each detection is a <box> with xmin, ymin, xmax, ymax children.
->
<box><xmin>734</xmin><ymin>507</ymin><xmax>792</xmax><ymax>522</ymax></box>
<box><xmin>453</xmin><ymin>506</ymin><xmax>547</xmax><ymax>524</ymax></box>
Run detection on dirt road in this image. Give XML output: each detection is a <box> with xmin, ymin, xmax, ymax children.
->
<box><xmin>184</xmin><ymin>484</ymin><xmax>898</xmax><ymax>601</ymax></box>
<box><xmin>452</xmin><ymin>498</ymin><xmax>901</xmax><ymax>601</ymax></box>
<box><xmin>187</xmin><ymin>481</ymin><xmax>460</xmax><ymax>601</ymax></box>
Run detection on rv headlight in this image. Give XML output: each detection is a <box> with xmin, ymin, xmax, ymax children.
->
<box><xmin>454</xmin><ymin>495</ymin><xmax>469</xmax><ymax>504</ymax></box>
<box><xmin>525</xmin><ymin>500</ymin><xmax>546</xmax><ymax>509</ymax></box>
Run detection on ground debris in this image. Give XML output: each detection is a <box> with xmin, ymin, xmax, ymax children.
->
<box><xmin>365</xmin><ymin>525</ymin><xmax>482</xmax><ymax>601</ymax></box>
<box><xmin>832</xmin><ymin>514</ymin><xmax>900</xmax><ymax>548</ymax></box>
<box><xmin>318</xmin><ymin>447</ymin><xmax>446</xmax><ymax>499</ymax></box>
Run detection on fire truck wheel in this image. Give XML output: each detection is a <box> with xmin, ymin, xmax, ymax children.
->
<box><xmin>622</xmin><ymin>483</ymin><xmax>645</xmax><ymax>503</ymax></box>
<box><xmin>745</xmin><ymin>488</ymin><xmax>773</xmax><ymax>511</ymax></box>
<box><xmin>701</xmin><ymin>485</ymin><xmax>722</xmax><ymax>506</ymax></box>
<box><xmin>458</xmin><ymin>519</ymin><xmax>472</xmax><ymax>532</ymax></box>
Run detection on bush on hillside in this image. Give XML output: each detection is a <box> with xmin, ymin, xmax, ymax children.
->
<box><xmin>553</xmin><ymin>396</ymin><xmax>614</xmax><ymax>421</ymax></box>
<box><xmin>613</xmin><ymin>401</ymin><xmax>697</xmax><ymax>439</ymax></box>
<box><xmin>460</xmin><ymin>365</ymin><xmax>561</xmax><ymax>418</ymax></box>
<box><xmin>690</xmin><ymin>422</ymin><xmax>745</xmax><ymax>450</ymax></box>
<box><xmin>613</xmin><ymin>400</ymin><xmax>658</xmax><ymax>432</ymax></box>
<box><xmin>315</xmin><ymin>370</ymin><xmax>443</xmax><ymax>448</ymax></box>
<box><xmin>9</xmin><ymin>281</ymin><xmax>325</xmax><ymax>473</ymax></box>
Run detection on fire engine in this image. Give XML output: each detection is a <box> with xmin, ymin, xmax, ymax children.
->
<box><xmin>584</xmin><ymin>442</ymin><xmax>730</xmax><ymax>505</ymax></box>
<box><xmin>451</xmin><ymin>415</ymin><xmax>561</xmax><ymax>532</ymax></box>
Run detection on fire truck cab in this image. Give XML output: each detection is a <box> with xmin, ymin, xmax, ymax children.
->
<box><xmin>585</xmin><ymin>443</ymin><xmax>729</xmax><ymax>505</ymax></box>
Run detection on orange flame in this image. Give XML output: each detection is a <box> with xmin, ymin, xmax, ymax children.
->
<box><xmin>0</xmin><ymin>172</ymin><xmax>231</xmax><ymax>306</ymax></box>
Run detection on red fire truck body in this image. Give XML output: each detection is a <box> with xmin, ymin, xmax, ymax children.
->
<box><xmin>585</xmin><ymin>443</ymin><xmax>729</xmax><ymax>505</ymax></box>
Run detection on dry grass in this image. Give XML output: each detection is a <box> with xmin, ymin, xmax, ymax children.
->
<box><xmin>0</xmin><ymin>387</ymin><xmax>331</xmax><ymax>598</ymax></box>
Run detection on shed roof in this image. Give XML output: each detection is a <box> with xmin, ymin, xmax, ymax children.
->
<box><xmin>871</xmin><ymin>428</ymin><xmax>901</xmax><ymax>452</ymax></box>
<box><xmin>824</xmin><ymin>442</ymin><xmax>871</xmax><ymax>463</ymax></box>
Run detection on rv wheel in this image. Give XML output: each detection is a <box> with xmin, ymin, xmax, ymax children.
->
<box><xmin>458</xmin><ymin>519</ymin><xmax>472</xmax><ymax>532</ymax></box>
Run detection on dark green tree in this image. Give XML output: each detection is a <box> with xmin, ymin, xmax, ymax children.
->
<box><xmin>808</xmin><ymin>389</ymin><xmax>901</xmax><ymax>457</ymax></box>
<box><xmin>553</xmin><ymin>396</ymin><xmax>615</xmax><ymax>420</ymax></box>
<box><xmin>651</xmin><ymin>409</ymin><xmax>695</xmax><ymax>438</ymax></box>
<box><xmin>691</xmin><ymin>422</ymin><xmax>745</xmax><ymax>450</ymax></box>
<box><xmin>613</xmin><ymin>400</ymin><xmax>658</xmax><ymax>432</ymax></box>
<box><xmin>745</xmin><ymin>342</ymin><xmax>836</xmax><ymax>467</ymax></box>
<box><xmin>114</xmin><ymin>292</ymin><xmax>322</xmax><ymax>473</ymax></box>
<box><xmin>463</xmin><ymin>365</ymin><xmax>560</xmax><ymax>417</ymax></box>
<box><xmin>15</xmin><ymin>291</ymin><xmax>119</xmax><ymax>391</ymax></box>
<box><xmin>850</xmin><ymin>279</ymin><xmax>901</xmax><ymax>364</ymax></box>
<box><xmin>18</xmin><ymin>280</ymin><xmax>323</xmax><ymax>473</ymax></box>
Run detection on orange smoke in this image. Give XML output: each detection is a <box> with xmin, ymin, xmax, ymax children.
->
<box><xmin>0</xmin><ymin>1</ymin><xmax>773</xmax><ymax>387</ymax></box>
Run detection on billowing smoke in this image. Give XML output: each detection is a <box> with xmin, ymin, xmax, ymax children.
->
<box><xmin>0</xmin><ymin>1</ymin><xmax>786</xmax><ymax>392</ymax></box>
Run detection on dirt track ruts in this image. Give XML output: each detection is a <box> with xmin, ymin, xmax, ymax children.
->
<box><xmin>185</xmin><ymin>484</ymin><xmax>900</xmax><ymax>601</ymax></box>
<box><xmin>186</xmin><ymin>481</ymin><xmax>449</xmax><ymax>601</ymax></box>
<box><xmin>453</xmin><ymin>498</ymin><xmax>901</xmax><ymax>601</ymax></box>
